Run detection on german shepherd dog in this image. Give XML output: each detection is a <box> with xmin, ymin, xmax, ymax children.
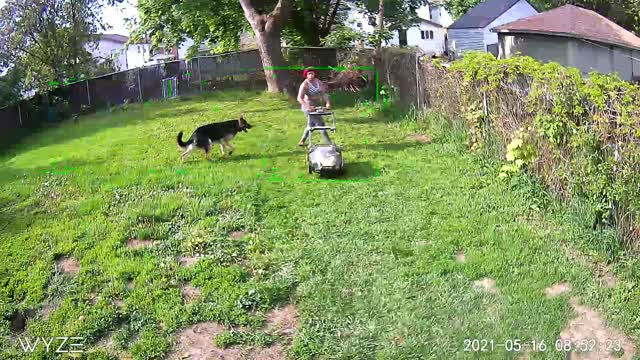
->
<box><xmin>177</xmin><ymin>115</ymin><xmax>253</xmax><ymax>162</ymax></box>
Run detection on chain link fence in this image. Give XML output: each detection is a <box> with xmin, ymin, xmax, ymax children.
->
<box><xmin>0</xmin><ymin>47</ymin><xmax>340</xmax><ymax>148</ymax></box>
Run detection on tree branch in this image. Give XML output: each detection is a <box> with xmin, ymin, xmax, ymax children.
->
<box><xmin>323</xmin><ymin>0</ymin><xmax>340</xmax><ymax>34</ymax></box>
<box><xmin>239</xmin><ymin>0</ymin><xmax>264</xmax><ymax>30</ymax></box>
<box><xmin>269</xmin><ymin>0</ymin><xmax>290</xmax><ymax>22</ymax></box>
<box><xmin>16</xmin><ymin>45</ymin><xmax>48</xmax><ymax>65</ymax></box>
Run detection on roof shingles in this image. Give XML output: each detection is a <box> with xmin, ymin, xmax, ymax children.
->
<box><xmin>449</xmin><ymin>0</ymin><xmax>520</xmax><ymax>29</ymax></box>
<box><xmin>492</xmin><ymin>5</ymin><xmax>640</xmax><ymax>50</ymax></box>
<box><xmin>99</xmin><ymin>34</ymin><xmax>129</xmax><ymax>43</ymax></box>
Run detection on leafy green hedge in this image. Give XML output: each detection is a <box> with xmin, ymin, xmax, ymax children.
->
<box><xmin>426</xmin><ymin>52</ymin><xmax>640</xmax><ymax>245</ymax></box>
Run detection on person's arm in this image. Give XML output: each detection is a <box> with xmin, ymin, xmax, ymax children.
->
<box><xmin>297</xmin><ymin>82</ymin><xmax>312</xmax><ymax>111</ymax></box>
<box><xmin>322</xmin><ymin>81</ymin><xmax>331</xmax><ymax>109</ymax></box>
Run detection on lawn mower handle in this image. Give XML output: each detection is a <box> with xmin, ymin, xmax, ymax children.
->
<box><xmin>309</xmin><ymin>126</ymin><xmax>335</xmax><ymax>132</ymax></box>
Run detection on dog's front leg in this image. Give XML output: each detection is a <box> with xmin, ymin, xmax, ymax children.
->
<box><xmin>219</xmin><ymin>143</ymin><xmax>226</xmax><ymax>156</ymax></box>
<box><xmin>223</xmin><ymin>140</ymin><xmax>235</xmax><ymax>155</ymax></box>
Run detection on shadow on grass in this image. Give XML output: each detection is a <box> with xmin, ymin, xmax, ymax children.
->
<box><xmin>344</xmin><ymin>142</ymin><xmax>422</xmax><ymax>152</ymax></box>
<box><xmin>220</xmin><ymin>149</ymin><xmax>306</xmax><ymax>162</ymax></box>
<box><xmin>199</xmin><ymin>141</ymin><xmax>419</xmax><ymax>165</ymax></box>
<box><xmin>0</xmin><ymin>158</ymin><xmax>108</xmax><ymax>188</ymax></box>
<box><xmin>327</xmin><ymin>161</ymin><xmax>377</xmax><ymax>181</ymax></box>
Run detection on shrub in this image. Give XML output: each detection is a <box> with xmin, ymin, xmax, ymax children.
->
<box><xmin>423</xmin><ymin>52</ymin><xmax>640</xmax><ymax>245</ymax></box>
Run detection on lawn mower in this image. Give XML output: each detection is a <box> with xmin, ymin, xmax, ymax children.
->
<box><xmin>306</xmin><ymin>107</ymin><xmax>345</xmax><ymax>177</ymax></box>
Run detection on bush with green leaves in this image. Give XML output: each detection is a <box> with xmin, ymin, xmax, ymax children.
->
<box><xmin>321</xmin><ymin>25</ymin><xmax>364</xmax><ymax>49</ymax></box>
<box><xmin>426</xmin><ymin>51</ymin><xmax>640</xmax><ymax>244</ymax></box>
<box><xmin>499</xmin><ymin>127</ymin><xmax>538</xmax><ymax>179</ymax></box>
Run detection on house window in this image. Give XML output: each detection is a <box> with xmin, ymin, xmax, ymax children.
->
<box><xmin>357</xmin><ymin>22</ymin><xmax>362</xmax><ymax>28</ymax></box>
<box><xmin>429</xmin><ymin>31</ymin><xmax>434</xmax><ymax>39</ymax></box>
<box><xmin>421</xmin><ymin>30</ymin><xmax>426</xmax><ymax>39</ymax></box>
<box><xmin>110</xmin><ymin>49</ymin><xmax>118</xmax><ymax>58</ymax></box>
<box><xmin>137</xmin><ymin>45</ymin><xmax>141</xmax><ymax>53</ymax></box>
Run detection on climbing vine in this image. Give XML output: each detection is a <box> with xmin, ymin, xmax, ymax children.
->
<box><xmin>425</xmin><ymin>51</ymin><xmax>640</xmax><ymax>244</ymax></box>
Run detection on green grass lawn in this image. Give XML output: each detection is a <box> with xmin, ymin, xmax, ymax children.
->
<box><xmin>1</xmin><ymin>89</ymin><xmax>639</xmax><ymax>360</ymax></box>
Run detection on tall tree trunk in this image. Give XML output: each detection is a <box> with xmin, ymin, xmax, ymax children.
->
<box><xmin>373</xmin><ymin>0</ymin><xmax>384</xmax><ymax>95</ymax></box>
<box><xmin>376</xmin><ymin>0</ymin><xmax>384</xmax><ymax>33</ymax></box>
<box><xmin>240</xmin><ymin>0</ymin><xmax>295</xmax><ymax>96</ymax></box>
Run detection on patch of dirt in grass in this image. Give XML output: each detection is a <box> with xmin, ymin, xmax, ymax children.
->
<box><xmin>455</xmin><ymin>251</ymin><xmax>466</xmax><ymax>263</ymax></box>
<box><xmin>41</xmin><ymin>301</ymin><xmax>58</xmax><ymax>320</ymax></box>
<box><xmin>95</xmin><ymin>332</ymin><xmax>115</xmax><ymax>350</ymax></box>
<box><xmin>544</xmin><ymin>283</ymin><xmax>572</xmax><ymax>298</ymax></box>
<box><xmin>182</xmin><ymin>284</ymin><xmax>202</xmax><ymax>304</ymax></box>
<box><xmin>167</xmin><ymin>304</ymin><xmax>299</xmax><ymax>360</ymax></box>
<box><xmin>473</xmin><ymin>278</ymin><xmax>498</xmax><ymax>294</ymax></box>
<box><xmin>560</xmin><ymin>297</ymin><xmax>636</xmax><ymax>360</ymax></box>
<box><xmin>247</xmin><ymin>344</ymin><xmax>286</xmax><ymax>359</ymax></box>
<box><xmin>167</xmin><ymin>322</ymin><xmax>241</xmax><ymax>360</ymax></box>
<box><xmin>265</xmin><ymin>304</ymin><xmax>298</xmax><ymax>338</ymax></box>
<box><xmin>179</xmin><ymin>256</ymin><xmax>200</xmax><ymax>267</ymax></box>
<box><xmin>57</xmin><ymin>256</ymin><xmax>80</xmax><ymax>274</ymax></box>
<box><xmin>126</xmin><ymin>280</ymin><xmax>134</xmax><ymax>290</ymax></box>
<box><xmin>406</xmin><ymin>133</ymin><xmax>432</xmax><ymax>144</ymax></box>
<box><xmin>229</xmin><ymin>231</ymin><xmax>247</xmax><ymax>239</ymax></box>
<box><xmin>127</xmin><ymin>239</ymin><xmax>156</xmax><ymax>249</ymax></box>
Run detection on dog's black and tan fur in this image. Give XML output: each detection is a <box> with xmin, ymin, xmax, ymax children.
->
<box><xmin>177</xmin><ymin>115</ymin><xmax>253</xmax><ymax>162</ymax></box>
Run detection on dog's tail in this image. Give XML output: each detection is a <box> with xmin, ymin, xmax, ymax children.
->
<box><xmin>177</xmin><ymin>131</ymin><xmax>193</xmax><ymax>148</ymax></box>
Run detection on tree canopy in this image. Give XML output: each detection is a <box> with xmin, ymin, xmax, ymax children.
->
<box><xmin>132</xmin><ymin>0</ymin><xmax>432</xmax><ymax>57</ymax></box>
<box><xmin>0</xmin><ymin>0</ymin><xmax>123</xmax><ymax>93</ymax></box>
<box><xmin>0</xmin><ymin>66</ymin><xmax>25</xmax><ymax>107</ymax></box>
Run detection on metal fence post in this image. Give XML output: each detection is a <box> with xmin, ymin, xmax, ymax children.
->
<box><xmin>17</xmin><ymin>102</ymin><xmax>22</xmax><ymax>126</ymax></box>
<box><xmin>483</xmin><ymin>92</ymin><xmax>488</xmax><ymax>116</ymax></box>
<box><xmin>137</xmin><ymin>68</ymin><xmax>143</xmax><ymax>102</ymax></box>
<box><xmin>86</xmin><ymin>80</ymin><xmax>91</xmax><ymax>106</ymax></box>
<box><xmin>198</xmin><ymin>57</ymin><xmax>203</xmax><ymax>92</ymax></box>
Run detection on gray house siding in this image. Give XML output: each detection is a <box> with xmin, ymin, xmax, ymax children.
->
<box><xmin>498</xmin><ymin>34</ymin><xmax>568</xmax><ymax>63</ymax></box>
<box><xmin>634</xmin><ymin>51</ymin><xmax>640</xmax><ymax>81</ymax></box>
<box><xmin>498</xmin><ymin>33</ymin><xmax>640</xmax><ymax>82</ymax></box>
<box><xmin>448</xmin><ymin>29</ymin><xmax>485</xmax><ymax>56</ymax></box>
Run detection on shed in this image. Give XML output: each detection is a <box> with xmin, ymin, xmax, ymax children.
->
<box><xmin>492</xmin><ymin>5</ymin><xmax>640</xmax><ymax>82</ymax></box>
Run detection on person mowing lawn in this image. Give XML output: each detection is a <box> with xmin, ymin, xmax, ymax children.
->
<box><xmin>297</xmin><ymin>67</ymin><xmax>332</xmax><ymax>147</ymax></box>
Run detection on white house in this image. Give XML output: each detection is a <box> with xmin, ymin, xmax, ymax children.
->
<box><xmin>346</xmin><ymin>2</ymin><xmax>453</xmax><ymax>55</ymax></box>
<box><xmin>389</xmin><ymin>19</ymin><xmax>447</xmax><ymax>55</ymax></box>
<box><xmin>424</xmin><ymin>0</ymin><xmax>454</xmax><ymax>27</ymax></box>
<box><xmin>125</xmin><ymin>41</ymin><xmax>152</xmax><ymax>68</ymax></box>
<box><xmin>86</xmin><ymin>34</ymin><xmax>154</xmax><ymax>71</ymax></box>
<box><xmin>447</xmin><ymin>0</ymin><xmax>538</xmax><ymax>57</ymax></box>
<box><xmin>86</xmin><ymin>34</ymin><xmax>130</xmax><ymax>71</ymax></box>
<box><xmin>345</xmin><ymin>3</ymin><xmax>377</xmax><ymax>38</ymax></box>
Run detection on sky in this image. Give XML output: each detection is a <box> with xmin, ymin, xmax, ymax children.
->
<box><xmin>102</xmin><ymin>0</ymin><xmax>140</xmax><ymax>36</ymax></box>
<box><xmin>0</xmin><ymin>0</ymin><xmax>140</xmax><ymax>37</ymax></box>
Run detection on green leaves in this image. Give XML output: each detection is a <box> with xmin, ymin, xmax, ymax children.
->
<box><xmin>321</xmin><ymin>25</ymin><xmax>365</xmax><ymax>49</ymax></box>
<box><xmin>0</xmin><ymin>0</ymin><xmax>107</xmax><ymax>92</ymax></box>
<box><xmin>499</xmin><ymin>128</ymin><xmax>538</xmax><ymax>180</ymax></box>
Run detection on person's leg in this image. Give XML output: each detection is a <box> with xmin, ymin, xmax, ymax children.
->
<box><xmin>312</xmin><ymin>118</ymin><xmax>332</xmax><ymax>144</ymax></box>
<box><xmin>299</xmin><ymin>111</ymin><xmax>312</xmax><ymax>146</ymax></box>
